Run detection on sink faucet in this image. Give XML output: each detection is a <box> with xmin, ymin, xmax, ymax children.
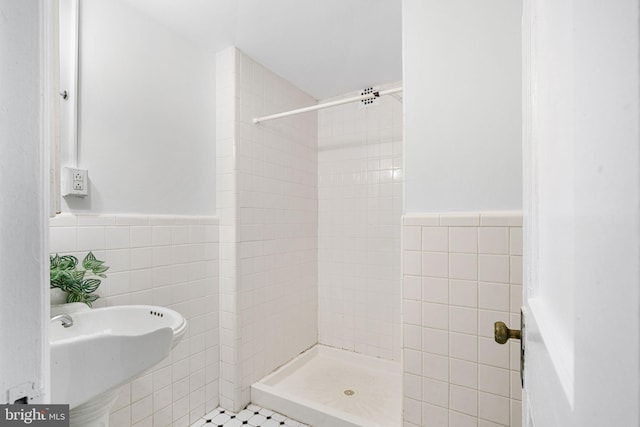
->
<box><xmin>51</xmin><ymin>314</ymin><xmax>74</xmax><ymax>328</ymax></box>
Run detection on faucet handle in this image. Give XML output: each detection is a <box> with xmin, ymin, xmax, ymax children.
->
<box><xmin>51</xmin><ymin>314</ymin><xmax>74</xmax><ymax>328</ymax></box>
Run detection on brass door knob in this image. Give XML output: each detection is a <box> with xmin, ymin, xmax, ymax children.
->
<box><xmin>494</xmin><ymin>321</ymin><xmax>521</xmax><ymax>344</ymax></box>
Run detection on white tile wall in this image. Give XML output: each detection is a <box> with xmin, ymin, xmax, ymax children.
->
<box><xmin>402</xmin><ymin>212</ymin><xmax>522</xmax><ymax>427</ymax></box>
<box><xmin>50</xmin><ymin>214</ymin><xmax>219</xmax><ymax>427</ymax></box>
<box><xmin>216</xmin><ymin>47</ymin><xmax>318</xmax><ymax>411</ymax></box>
<box><xmin>317</xmin><ymin>83</ymin><xmax>403</xmax><ymax>361</ymax></box>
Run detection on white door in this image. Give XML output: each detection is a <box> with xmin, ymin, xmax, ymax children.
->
<box><xmin>521</xmin><ymin>1</ymin><xmax>640</xmax><ymax>426</ymax></box>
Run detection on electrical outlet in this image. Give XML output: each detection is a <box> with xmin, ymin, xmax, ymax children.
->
<box><xmin>62</xmin><ymin>167</ymin><xmax>89</xmax><ymax>197</ymax></box>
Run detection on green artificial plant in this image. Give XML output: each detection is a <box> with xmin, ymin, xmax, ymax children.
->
<box><xmin>50</xmin><ymin>252</ymin><xmax>109</xmax><ymax>306</ymax></box>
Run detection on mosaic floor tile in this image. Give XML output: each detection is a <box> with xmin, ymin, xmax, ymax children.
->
<box><xmin>191</xmin><ymin>404</ymin><xmax>309</xmax><ymax>427</ymax></box>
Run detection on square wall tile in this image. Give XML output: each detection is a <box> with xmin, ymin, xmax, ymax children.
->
<box><xmin>423</xmin><ymin>277</ymin><xmax>448</xmax><ymax>304</ymax></box>
<box><xmin>77</xmin><ymin>227</ymin><xmax>106</xmax><ymax>251</ymax></box>
<box><xmin>422</xmin><ymin>328</ymin><xmax>449</xmax><ymax>356</ymax></box>
<box><xmin>404</xmin><ymin>373</ymin><xmax>422</xmax><ymax>401</ymax></box>
<box><xmin>404</xmin><ymin>251</ymin><xmax>422</xmax><ymax>276</ymax></box>
<box><xmin>478</xmin><ymin>337</ymin><xmax>509</xmax><ymax>368</ymax></box>
<box><xmin>106</xmin><ymin>226</ymin><xmax>130</xmax><ymax>250</ymax></box>
<box><xmin>449</xmin><ymin>280</ymin><xmax>478</xmax><ymax>308</ymax></box>
<box><xmin>478</xmin><ymin>364</ymin><xmax>510</xmax><ymax>397</ymax></box>
<box><xmin>479</xmin><ymin>392</ymin><xmax>510</xmax><ymax>425</ymax></box>
<box><xmin>404</xmin><ymin>325</ymin><xmax>421</xmax><ymax>351</ymax></box>
<box><xmin>478</xmin><ymin>282</ymin><xmax>510</xmax><ymax>312</ymax></box>
<box><xmin>131</xmin><ymin>226</ymin><xmax>153</xmax><ymax>248</ymax></box>
<box><xmin>423</xmin><ymin>252</ymin><xmax>449</xmax><ymax>278</ymax></box>
<box><xmin>449</xmin><ymin>411</ymin><xmax>479</xmax><ymax>427</ymax></box>
<box><xmin>423</xmin><ymin>378</ymin><xmax>449</xmax><ymax>408</ymax></box>
<box><xmin>50</xmin><ymin>227</ymin><xmax>77</xmax><ymax>253</ymax></box>
<box><xmin>449</xmin><ymin>227</ymin><xmax>478</xmax><ymax>253</ymax></box>
<box><xmin>450</xmin><ymin>384</ymin><xmax>478</xmax><ymax>417</ymax></box>
<box><xmin>449</xmin><ymin>306</ymin><xmax>478</xmax><ymax>335</ymax></box>
<box><xmin>423</xmin><ymin>302</ymin><xmax>449</xmax><ymax>330</ymax></box>
<box><xmin>404</xmin><ymin>275</ymin><xmax>422</xmax><ymax>301</ymax></box>
<box><xmin>422</xmin><ymin>227</ymin><xmax>449</xmax><ymax>252</ymax></box>
<box><xmin>404</xmin><ymin>397</ymin><xmax>422</xmax><ymax>425</ymax></box>
<box><xmin>423</xmin><ymin>353</ymin><xmax>449</xmax><ymax>382</ymax></box>
<box><xmin>450</xmin><ymin>358</ymin><xmax>478</xmax><ymax>389</ymax></box>
<box><xmin>404</xmin><ymin>226</ymin><xmax>422</xmax><ymax>251</ymax></box>
<box><xmin>422</xmin><ymin>402</ymin><xmax>448</xmax><ymax>427</ymax></box>
<box><xmin>450</xmin><ymin>333</ymin><xmax>478</xmax><ymax>362</ymax></box>
<box><xmin>450</xmin><ymin>253</ymin><xmax>478</xmax><ymax>281</ymax></box>
<box><xmin>478</xmin><ymin>227</ymin><xmax>509</xmax><ymax>254</ymax></box>
<box><xmin>404</xmin><ymin>349</ymin><xmax>423</xmax><ymax>376</ymax></box>
<box><xmin>478</xmin><ymin>255</ymin><xmax>509</xmax><ymax>283</ymax></box>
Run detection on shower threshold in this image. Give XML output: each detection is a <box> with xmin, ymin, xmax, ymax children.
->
<box><xmin>251</xmin><ymin>345</ymin><xmax>401</xmax><ymax>427</ymax></box>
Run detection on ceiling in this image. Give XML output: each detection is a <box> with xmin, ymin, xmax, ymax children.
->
<box><xmin>121</xmin><ymin>0</ymin><xmax>402</xmax><ymax>99</ymax></box>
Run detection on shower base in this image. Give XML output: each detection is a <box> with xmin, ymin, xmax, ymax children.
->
<box><xmin>251</xmin><ymin>345</ymin><xmax>401</xmax><ymax>427</ymax></box>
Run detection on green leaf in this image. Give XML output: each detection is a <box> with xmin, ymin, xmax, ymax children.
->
<box><xmin>83</xmin><ymin>294</ymin><xmax>99</xmax><ymax>307</ymax></box>
<box><xmin>66</xmin><ymin>290</ymin><xmax>99</xmax><ymax>307</ymax></box>
<box><xmin>81</xmin><ymin>279</ymin><xmax>101</xmax><ymax>293</ymax></box>
<box><xmin>92</xmin><ymin>265</ymin><xmax>109</xmax><ymax>275</ymax></box>
<box><xmin>50</xmin><ymin>269</ymin><xmax>60</xmax><ymax>282</ymax></box>
<box><xmin>82</xmin><ymin>252</ymin><xmax>97</xmax><ymax>269</ymax></box>
<box><xmin>51</xmin><ymin>270</ymin><xmax>77</xmax><ymax>291</ymax></box>
<box><xmin>58</xmin><ymin>255</ymin><xmax>78</xmax><ymax>270</ymax></box>
<box><xmin>66</xmin><ymin>291</ymin><xmax>83</xmax><ymax>303</ymax></box>
<box><xmin>67</xmin><ymin>280</ymin><xmax>84</xmax><ymax>293</ymax></box>
<box><xmin>50</xmin><ymin>254</ymin><xmax>60</xmax><ymax>268</ymax></box>
<box><xmin>61</xmin><ymin>270</ymin><xmax>77</xmax><ymax>282</ymax></box>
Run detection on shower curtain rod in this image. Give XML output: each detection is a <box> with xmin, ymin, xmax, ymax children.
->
<box><xmin>253</xmin><ymin>86</ymin><xmax>403</xmax><ymax>124</ymax></box>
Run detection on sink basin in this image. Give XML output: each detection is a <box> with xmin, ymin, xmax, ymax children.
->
<box><xmin>50</xmin><ymin>305</ymin><xmax>187</xmax><ymax>411</ymax></box>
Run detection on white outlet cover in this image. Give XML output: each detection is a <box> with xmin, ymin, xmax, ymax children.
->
<box><xmin>62</xmin><ymin>167</ymin><xmax>89</xmax><ymax>197</ymax></box>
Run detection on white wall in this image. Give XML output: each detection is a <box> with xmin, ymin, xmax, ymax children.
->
<box><xmin>0</xmin><ymin>0</ymin><xmax>48</xmax><ymax>403</ymax></box>
<box><xmin>65</xmin><ymin>0</ymin><xmax>216</xmax><ymax>215</ymax></box>
<box><xmin>403</xmin><ymin>0</ymin><xmax>522</xmax><ymax>213</ymax></box>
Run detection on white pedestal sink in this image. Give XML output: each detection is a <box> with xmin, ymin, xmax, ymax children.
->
<box><xmin>50</xmin><ymin>305</ymin><xmax>187</xmax><ymax>427</ymax></box>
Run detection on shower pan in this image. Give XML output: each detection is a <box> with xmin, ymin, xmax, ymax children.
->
<box><xmin>251</xmin><ymin>345</ymin><xmax>401</xmax><ymax>427</ymax></box>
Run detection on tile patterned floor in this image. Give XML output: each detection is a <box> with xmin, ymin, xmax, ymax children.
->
<box><xmin>191</xmin><ymin>404</ymin><xmax>310</xmax><ymax>427</ymax></box>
